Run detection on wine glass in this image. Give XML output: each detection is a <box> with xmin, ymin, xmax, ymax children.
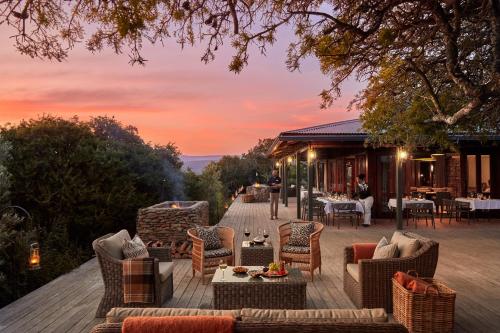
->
<box><xmin>244</xmin><ymin>228</ymin><xmax>250</xmax><ymax>240</ymax></box>
<box><xmin>219</xmin><ymin>259</ymin><xmax>228</xmax><ymax>281</ymax></box>
<box><xmin>263</xmin><ymin>229</ymin><xmax>269</xmax><ymax>244</ymax></box>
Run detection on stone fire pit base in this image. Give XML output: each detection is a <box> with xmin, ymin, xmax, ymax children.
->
<box><xmin>246</xmin><ymin>185</ymin><xmax>270</xmax><ymax>202</ymax></box>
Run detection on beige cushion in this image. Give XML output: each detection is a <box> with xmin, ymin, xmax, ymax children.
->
<box><xmin>158</xmin><ymin>262</ymin><xmax>174</xmax><ymax>282</ymax></box>
<box><xmin>240</xmin><ymin>308</ymin><xmax>387</xmax><ymax>323</ymax></box>
<box><xmin>391</xmin><ymin>231</ymin><xmax>421</xmax><ymax>257</ymax></box>
<box><xmin>122</xmin><ymin>235</ymin><xmax>149</xmax><ymax>259</ymax></box>
<box><xmin>99</xmin><ymin>230</ymin><xmax>130</xmax><ymax>260</ymax></box>
<box><xmin>106</xmin><ymin>307</ymin><xmax>241</xmax><ymax>323</ymax></box>
<box><xmin>372</xmin><ymin>237</ymin><xmax>399</xmax><ymax>259</ymax></box>
<box><xmin>346</xmin><ymin>263</ymin><xmax>359</xmax><ymax>282</ymax></box>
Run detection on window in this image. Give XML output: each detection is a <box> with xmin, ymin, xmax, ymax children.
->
<box><xmin>467</xmin><ymin>155</ymin><xmax>477</xmax><ymax>192</ymax></box>
<box><xmin>481</xmin><ymin>155</ymin><xmax>491</xmax><ymax>193</ymax></box>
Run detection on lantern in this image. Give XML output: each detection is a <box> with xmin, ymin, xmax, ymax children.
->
<box><xmin>397</xmin><ymin>148</ymin><xmax>408</xmax><ymax>160</ymax></box>
<box><xmin>275</xmin><ymin>161</ymin><xmax>281</xmax><ymax>167</ymax></box>
<box><xmin>307</xmin><ymin>149</ymin><xmax>316</xmax><ymax>162</ymax></box>
<box><xmin>28</xmin><ymin>242</ymin><xmax>41</xmax><ymax>270</ymax></box>
<box><xmin>287</xmin><ymin>156</ymin><xmax>293</xmax><ymax>164</ymax></box>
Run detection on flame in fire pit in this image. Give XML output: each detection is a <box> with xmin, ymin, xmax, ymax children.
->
<box><xmin>254</xmin><ymin>182</ymin><xmax>260</xmax><ymax>188</ymax></box>
<box><xmin>170</xmin><ymin>202</ymin><xmax>180</xmax><ymax>209</ymax></box>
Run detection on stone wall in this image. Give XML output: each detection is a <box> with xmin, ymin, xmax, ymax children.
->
<box><xmin>137</xmin><ymin>201</ymin><xmax>209</xmax><ymax>244</ymax></box>
<box><xmin>246</xmin><ymin>185</ymin><xmax>270</xmax><ymax>202</ymax></box>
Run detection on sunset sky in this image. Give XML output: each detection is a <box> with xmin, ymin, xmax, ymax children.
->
<box><xmin>0</xmin><ymin>27</ymin><xmax>363</xmax><ymax>155</ymax></box>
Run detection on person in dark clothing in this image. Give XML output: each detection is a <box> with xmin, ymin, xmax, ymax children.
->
<box><xmin>355</xmin><ymin>173</ymin><xmax>373</xmax><ymax>227</ymax></box>
<box><xmin>267</xmin><ymin>169</ymin><xmax>282</xmax><ymax>219</ymax></box>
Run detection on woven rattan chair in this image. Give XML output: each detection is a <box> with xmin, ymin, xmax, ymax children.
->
<box><xmin>343</xmin><ymin>231</ymin><xmax>439</xmax><ymax>312</ymax></box>
<box><xmin>278</xmin><ymin>221</ymin><xmax>324</xmax><ymax>281</ymax></box>
<box><xmin>187</xmin><ymin>226</ymin><xmax>234</xmax><ymax>284</ymax></box>
<box><xmin>92</xmin><ymin>230</ymin><xmax>174</xmax><ymax>318</ymax></box>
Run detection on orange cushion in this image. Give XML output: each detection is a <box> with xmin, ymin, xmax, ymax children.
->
<box><xmin>394</xmin><ymin>271</ymin><xmax>439</xmax><ymax>294</ymax></box>
<box><xmin>122</xmin><ymin>316</ymin><xmax>234</xmax><ymax>333</ymax></box>
<box><xmin>353</xmin><ymin>243</ymin><xmax>377</xmax><ymax>263</ymax></box>
<box><xmin>407</xmin><ymin>280</ymin><xmax>439</xmax><ymax>294</ymax></box>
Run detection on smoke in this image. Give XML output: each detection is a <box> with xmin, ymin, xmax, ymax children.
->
<box><xmin>162</xmin><ymin>159</ymin><xmax>185</xmax><ymax>201</ymax></box>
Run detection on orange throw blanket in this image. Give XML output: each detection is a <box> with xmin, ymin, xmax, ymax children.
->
<box><xmin>394</xmin><ymin>271</ymin><xmax>438</xmax><ymax>294</ymax></box>
<box><xmin>122</xmin><ymin>316</ymin><xmax>235</xmax><ymax>333</ymax></box>
<box><xmin>353</xmin><ymin>243</ymin><xmax>377</xmax><ymax>263</ymax></box>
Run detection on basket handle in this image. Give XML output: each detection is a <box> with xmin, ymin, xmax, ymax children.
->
<box><xmin>423</xmin><ymin>283</ymin><xmax>440</xmax><ymax>295</ymax></box>
<box><xmin>406</xmin><ymin>270</ymin><xmax>419</xmax><ymax>278</ymax></box>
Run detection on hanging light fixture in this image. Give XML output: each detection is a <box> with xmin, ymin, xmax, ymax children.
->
<box><xmin>287</xmin><ymin>156</ymin><xmax>293</xmax><ymax>164</ymax></box>
<box><xmin>307</xmin><ymin>148</ymin><xmax>316</xmax><ymax>162</ymax></box>
<box><xmin>28</xmin><ymin>242</ymin><xmax>41</xmax><ymax>270</ymax></box>
<box><xmin>275</xmin><ymin>161</ymin><xmax>281</xmax><ymax>168</ymax></box>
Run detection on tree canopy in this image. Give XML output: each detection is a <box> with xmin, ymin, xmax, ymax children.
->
<box><xmin>1</xmin><ymin>0</ymin><xmax>499</xmax><ymax>144</ymax></box>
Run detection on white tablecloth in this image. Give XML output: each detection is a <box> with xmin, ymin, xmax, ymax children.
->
<box><xmin>388</xmin><ymin>198</ymin><xmax>436</xmax><ymax>211</ymax></box>
<box><xmin>455</xmin><ymin>198</ymin><xmax>500</xmax><ymax>211</ymax></box>
<box><xmin>301</xmin><ymin>189</ymin><xmax>324</xmax><ymax>200</ymax></box>
<box><xmin>316</xmin><ymin>198</ymin><xmax>365</xmax><ymax>214</ymax></box>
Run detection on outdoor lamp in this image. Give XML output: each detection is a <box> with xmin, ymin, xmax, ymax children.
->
<box><xmin>287</xmin><ymin>156</ymin><xmax>293</xmax><ymax>164</ymax></box>
<box><xmin>275</xmin><ymin>161</ymin><xmax>281</xmax><ymax>167</ymax></box>
<box><xmin>28</xmin><ymin>242</ymin><xmax>41</xmax><ymax>270</ymax></box>
<box><xmin>397</xmin><ymin>148</ymin><xmax>408</xmax><ymax>160</ymax></box>
<box><xmin>308</xmin><ymin>149</ymin><xmax>316</xmax><ymax>162</ymax></box>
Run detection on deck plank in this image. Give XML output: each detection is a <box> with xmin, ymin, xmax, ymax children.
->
<box><xmin>1</xmin><ymin>197</ymin><xmax>500</xmax><ymax>332</ymax></box>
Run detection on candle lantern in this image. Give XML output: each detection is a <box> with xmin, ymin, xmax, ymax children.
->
<box><xmin>28</xmin><ymin>242</ymin><xmax>41</xmax><ymax>270</ymax></box>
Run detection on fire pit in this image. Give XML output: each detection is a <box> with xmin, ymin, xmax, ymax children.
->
<box><xmin>137</xmin><ymin>201</ymin><xmax>209</xmax><ymax>258</ymax></box>
<box><xmin>246</xmin><ymin>184</ymin><xmax>270</xmax><ymax>202</ymax></box>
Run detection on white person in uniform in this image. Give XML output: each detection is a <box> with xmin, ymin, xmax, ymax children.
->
<box><xmin>355</xmin><ymin>173</ymin><xmax>374</xmax><ymax>227</ymax></box>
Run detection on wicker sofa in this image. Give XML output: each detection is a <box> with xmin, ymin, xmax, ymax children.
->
<box><xmin>343</xmin><ymin>231</ymin><xmax>439</xmax><ymax>312</ymax></box>
<box><xmin>90</xmin><ymin>307</ymin><xmax>408</xmax><ymax>333</ymax></box>
<box><xmin>92</xmin><ymin>230</ymin><xmax>174</xmax><ymax>317</ymax></box>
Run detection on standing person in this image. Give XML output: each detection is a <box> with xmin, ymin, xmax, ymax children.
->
<box><xmin>355</xmin><ymin>174</ymin><xmax>373</xmax><ymax>227</ymax></box>
<box><xmin>267</xmin><ymin>169</ymin><xmax>282</xmax><ymax>220</ymax></box>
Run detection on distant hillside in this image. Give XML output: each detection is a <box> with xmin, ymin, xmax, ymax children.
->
<box><xmin>181</xmin><ymin>155</ymin><xmax>223</xmax><ymax>174</ymax></box>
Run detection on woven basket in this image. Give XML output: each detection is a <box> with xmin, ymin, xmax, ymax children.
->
<box><xmin>242</xmin><ymin>194</ymin><xmax>255</xmax><ymax>203</ymax></box>
<box><xmin>392</xmin><ymin>277</ymin><xmax>456</xmax><ymax>333</ymax></box>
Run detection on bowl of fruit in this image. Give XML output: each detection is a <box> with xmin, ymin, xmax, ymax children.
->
<box><xmin>263</xmin><ymin>262</ymin><xmax>287</xmax><ymax>277</ymax></box>
<box><xmin>232</xmin><ymin>266</ymin><xmax>249</xmax><ymax>274</ymax></box>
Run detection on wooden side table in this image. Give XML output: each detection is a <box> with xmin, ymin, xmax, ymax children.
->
<box><xmin>240</xmin><ymin>241</ymin><xmax>274</xmax><ymax>266</ymax></box>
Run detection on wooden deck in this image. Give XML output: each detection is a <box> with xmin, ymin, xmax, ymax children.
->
<box><xmin>1</xmin><ymin>197</ymin><xmax>500</xmax><ymax>332</ymax></box>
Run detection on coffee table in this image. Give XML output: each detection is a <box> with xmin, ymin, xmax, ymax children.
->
<box><xmin>240</xmin><ymin>241</ymin><xmax>274</xmax><ymax>266</ymax></box>
<box><xmin>212</xmin><ymin>266</ymin><xmax>306</xmax><ymax>310</ymax></box>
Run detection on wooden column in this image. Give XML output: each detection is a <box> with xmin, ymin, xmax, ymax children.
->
<box><xmin>307</xmin><ymin>157</ymin><xmax>314</xmax><ymax>221</ymax></box>
<box><xmin>283</xmin><ymin>159</ymin><xmax>288</xmax><ymax>206</ymax></box>
<box><xmin>296</xmin><ymin>152</ymin><xmax>301</xmax><ymax>219</ymax></box>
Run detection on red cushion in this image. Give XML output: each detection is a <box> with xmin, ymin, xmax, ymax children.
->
<box><xmin>394</xmin><ymin>271</ymin><xmax>439</xmax><ymax>294</ymax></box>
<box><xmin>353</xmin><ymin>243</ymin><xmax>377</xmax><ymax>263</ymax></box>
<box><xmin>122</xmin><ymin>316</ymin><xmax>234</xmax><ymax>333</ymax></box>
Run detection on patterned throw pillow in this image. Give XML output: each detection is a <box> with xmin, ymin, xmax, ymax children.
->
<box><xmin>288</xmin><ymin>222</ymin><xmax>315</xmax><ymax>247</ymax></box>
<box><xmin>122</xmin><ymin>235</ymin><xmax>149</xmax><ymax>259</ymax></box>
<box><xmin>196</xmin><ymin>226</ymin><xmax>222</xmax><ymax>250</ymax></box>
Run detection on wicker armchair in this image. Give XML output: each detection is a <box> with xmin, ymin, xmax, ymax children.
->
<box><xmin>92</xmin><ymin>230</ymin><xmax>174</xmax><ymax>318</ymax></box>
<box><xmin>343</xmin><ymin>231</ymin><xmax>439</xmax><ymax>312</ymax></box>
<box><xmin>187</xmin><ymin>226</ymin><xmax>235</xmax><ymax>284</ymax></box>
<box><xmin>278</xmin><ymin>221</ymin><xmax>324</xmax><ymax>281</ymax></box>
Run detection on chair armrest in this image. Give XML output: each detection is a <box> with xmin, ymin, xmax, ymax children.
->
<box><xmin>189</xmin><ymin>233</ymin><xmax>205</xmax><ymax>258</ymax></box>
<box><xmin>148</xmin><ymin>246</ymin><xmax>172</xmax><ymax>262</ymax></box>
<box><xmin>90</xmin><ymin>323</ymin><xmax>122</xmax><ymax>333</ymax></box>
<box><xmin>344</xmin><ymin>246</ymin><xmax>355</xmax><ymax>267</ymax></box>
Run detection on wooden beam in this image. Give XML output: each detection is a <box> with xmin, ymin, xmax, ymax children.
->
<box><xmin>296</xmin><ymin>152</ymin><xmax>301</xmax><ymax>219</ymax></box>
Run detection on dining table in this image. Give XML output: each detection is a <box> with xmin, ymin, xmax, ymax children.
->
<box><xmin>316</xmin><ymin>197</ymin><xmax>365</xmax><ymax>215</ymax></box>
<box><xmin>455</xmin><ymin>197</ymin><xmax>500</xmax><ymax>211</ymax></box>
<box><xmin>387</xmin><ymin>198</ymin><xmax>436</xmax><ymax>211</ymax></box>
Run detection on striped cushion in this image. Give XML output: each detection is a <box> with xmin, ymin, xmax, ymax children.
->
<box><xmin>122</xmin><ymin>235</ymin><xmax>149</xmax><ymax>259</ymax></box>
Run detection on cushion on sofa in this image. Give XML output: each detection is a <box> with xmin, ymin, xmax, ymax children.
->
<box><xmin>196</xmin><ymin>226</ymin><xmax>222</xmax><ymax>250</ymax></box>
<box><xmin>240</xmin><ymin>308</ymin><xmax>388</xmax><ymax>323</ymax></box>
<box><xmin>390</xmin><ymin>231</ymin><xmax>421</xmax><ymax>257</ymax></box>
<box><xmin>106</xmin><ymin>308</ymin><xmax>241</xmax><ymax>323</ymax></box>
<box><xmin>372</xmin><ymin>237</ymin><xmax>399</xmax><ymax>259</ymax></box>
<box><xmin>288</xmin><ymin>222</ymin><xmax>314</xmax><ymax>246</ymax></box>
<box><xmin>122</xmin><ymin>235</ymin><xmax>149</xmax><ymax>259</ymax></box>
<box><xmin>158</xmin><ymin>262</ymin><xmax>174</xmax><ymax>282</ymax></box>
<box><xmin>99</xmin><ymin>229</ymin><xmax>131</xmax><ymax>260</ymax></box>
<box><xmin>346</xmin><ymin>264</ymin><xmax>359</xmax><ymax>282</ymax></box>
<box><xmin>282</xmin><ymin>245</ymin><xmax>310</xmax><ymax>254</ymax></box>
<box><xmin>204</xmin><ymin>248</ymin><xmax>233</xmax><ymax>258</ymax></box>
